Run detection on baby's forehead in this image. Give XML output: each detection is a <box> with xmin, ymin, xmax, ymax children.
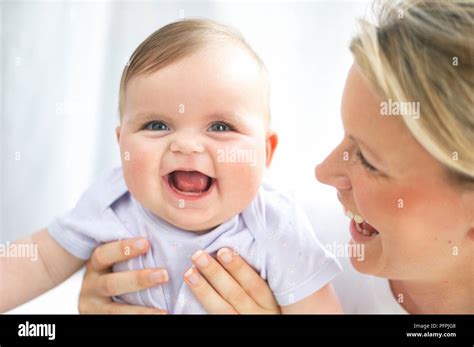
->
<box><xmin>153</xmin><ymin>44</ymin><xmax>268</xmax><ymax>91</ymax></box>
<box><xmin>119</xmin><ymin>19</ymin><xmax>271</xmax><ymax>122</ymax></box>
<box><xmin>123</xmin><ymin>46</ymin><xmax>270</xmax><ymax>124</ymax></box>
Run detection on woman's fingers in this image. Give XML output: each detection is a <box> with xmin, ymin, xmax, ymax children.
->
<box><xmin>183</xmin><ymin>267</ymin><xmax>237</xmax><ymax>314</ymax></box>
<box><xmin>187</xmin><ymin>250</ymin><xmax>262</xmax><ymax>314</ymax></box>
<box><xmin>216</xmin><ymin>248</ymin><xmax>279</xmax><ymax>312</ymax></box>
<box><xmin>97</xmin><ymin>268</ymin><xmax>169</xmax><ymax>297</ymax></box>
<box><xmin>89</xmin><ymin>238</ymin><xmax>149</xmax><ymax>272</ymax></box>
<box><xmin>85</xmin><ymin>240</ymin><xmax>278</xmax><ymax>314</ymax></box>
<box><xmin>79</xmin><ymin>238</ymin><xmax>173</xmax><ymax>314</ymax></box>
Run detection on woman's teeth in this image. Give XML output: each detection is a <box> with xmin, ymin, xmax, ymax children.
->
<box><xmin>345</xmin><ymin>209</ymin><xmax>380</xmax><ymax>237</ymax></box>
<box><xmin>353</xmin><ymin>214</ymin><xmax>364</xmax><ymax>224</ymax></box>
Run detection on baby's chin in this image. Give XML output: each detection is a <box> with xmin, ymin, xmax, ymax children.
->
<box><xmin>166</xmin><ymin>218</ymin><xmax>222</xmax><ymax>234</ymax></box>
<box><xmin>158</xmin><ymin>207</ymin><xmax>229</xmax><ymax>234</ymax></box>
<box><xmin>141</xmin><ymin>188</ymin><xmax>259</xmax><ymax>234</ymax></box>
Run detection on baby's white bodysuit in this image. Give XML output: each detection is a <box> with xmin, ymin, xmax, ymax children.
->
<box><xmin>48</xmin><ymin>167</ymin><xmax>342</xmax><ymax>313</ymax></box>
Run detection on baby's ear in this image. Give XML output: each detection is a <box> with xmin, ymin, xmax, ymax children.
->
<box><xmin>265</xmin><ymin>131</ymin><xmax>278</xmax><ymax>167</ymax></box>
<box><xmin>115</xmin><ymin>126</ymin><xmax>121</xmax><ymax>144</ymax></box>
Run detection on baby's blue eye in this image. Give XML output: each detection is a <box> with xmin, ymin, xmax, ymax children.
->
<box><xmin>208</xmin><ymin>122</ymin><xmax>232</xmax><ymax>132</ymax></box>
<box><xmin>144</xmin><ymin>121</ymin><xmax>170</xmax><ymax>131</ymax></box>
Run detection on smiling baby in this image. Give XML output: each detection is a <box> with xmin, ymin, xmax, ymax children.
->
<box><xmin>46</xmin><ymin>19</ymin><xmax>342</xmax><ymax>313</ymax></box>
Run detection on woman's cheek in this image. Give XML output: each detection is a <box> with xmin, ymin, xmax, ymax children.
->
<box><xmin>353</xmin><ymin>176</ymin><xmax>440</xmax><ymax>256</ymax></box>
<box><xmin>401</xmin><ymin>182</ymin><xmax>465</xmax><ymax>244</ymax></box>
<box><xmin>352</xmin><ymin>173</ymin><xmax>407</xmax><ymax>236</ymax></box>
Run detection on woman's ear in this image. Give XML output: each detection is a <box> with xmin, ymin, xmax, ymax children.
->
<box><xmin>265</xmin><ymin>131</ymin><xmax>278</xmax><ymax>167</ymax></box>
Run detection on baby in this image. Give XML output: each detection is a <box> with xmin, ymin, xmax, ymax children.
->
<box><xmin>3</xmin><ymin>19</ymin><xmax>342</xmax><ymax>313</ymax></box>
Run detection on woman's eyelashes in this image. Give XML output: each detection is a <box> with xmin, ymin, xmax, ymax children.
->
<box><xmin>143</xmin><ymin>120</ymin><xmax>170</xmax><ymax>131</ymax></box>
<box><xmin>356</xmin><ymin>150</ymin><xmax>378</xmax><ymax>172</ymax></box>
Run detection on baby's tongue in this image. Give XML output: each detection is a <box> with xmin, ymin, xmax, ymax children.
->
<box><xmin>172</xmin><ymin>170</ymin><xmax>209</xmax><ymax>192</ymax></box>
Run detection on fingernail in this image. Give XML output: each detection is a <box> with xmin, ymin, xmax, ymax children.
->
<box><xmin>134</xmin><ymin>239</ymin><xmax>147</xmax><ymax>250</ymax></box>
<box><xmin>150</xmin><ymin>270</ymin><xmax>168</xmax><ymax>283</ymax></box>
<box><xmin>217</xmin><ymin>248</ymin><xmax>233</xmax><ymax>263</ymax></box>
<box><xmin>192</xmin><ymin>250</ymin><xmax>209</xmax><ymax>268</ymax></box>
<box><xmin>184</xmin><ymin>268</ymin><xmax>200</xmax><ymax>286</ymax></box>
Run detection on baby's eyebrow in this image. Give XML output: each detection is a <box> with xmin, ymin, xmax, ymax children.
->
<box><xmin>127</xmin><ymin>112</ymin><xmax>168</xmax><ymax>125</ymax></box>
<box><xmin>204</xmin><ymin>111</ymin><xmax>250</xmax><ymax>125</ymax></box>
<box><xmin>127</xmin><ymin>110</ymin><xmax>251</xmax><ymax>128</ymax></box>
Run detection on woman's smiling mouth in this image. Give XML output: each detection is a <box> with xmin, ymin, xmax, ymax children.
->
<box><xmin>345</xmin><ymin>209</ymin><xmax>379</xmax><ymax>236</ymax></box>
<box><xmin>337</xmin><ymin>193</ymin><xmax>380</xmax><ymax>241</ymax></box>
<box><xmin>343</xmin><ymin>207</ymin><xmax>380</xmax><ymax>243</ymax></box>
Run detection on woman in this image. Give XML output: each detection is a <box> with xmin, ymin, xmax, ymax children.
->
<box><xmin>78</xmin><ymin>0</ymin><xmax>474</xmax><ymax>314</ymax></box>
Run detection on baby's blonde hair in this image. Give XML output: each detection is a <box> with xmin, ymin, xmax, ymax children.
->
<box><xmin>119</xmin><ymin>18</ymin><xmax>270</xmax><ymax>121</ymax></box>
<box><xmin>350</xmin><ymin>0</ymin><xmax>474</xmax><ymax>186</ymax></box>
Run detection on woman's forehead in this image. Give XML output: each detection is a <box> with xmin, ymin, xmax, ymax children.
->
<box><xmin>342</xmin><ymin>66</ymin><xmax>441</xmax><ymax>177</ymax></box>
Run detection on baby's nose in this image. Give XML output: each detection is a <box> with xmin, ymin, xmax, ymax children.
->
<box><xmin>170</xmin><ymin>135</ymin><xmax>204</xmax><ymax>155</ymax></box>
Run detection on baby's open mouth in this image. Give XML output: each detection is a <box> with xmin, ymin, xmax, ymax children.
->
<box><xmin>167</xmin><ymin>170</ymin><xmax>214</xmax><ymax>195</ymax></box>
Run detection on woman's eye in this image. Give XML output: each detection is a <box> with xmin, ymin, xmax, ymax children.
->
<box><xmin>356</xmin><ymin>151</ymin><xmax>378</xmax><ymax>172</ymax></box>
<box><xmin>208</xmin><ymin>122</ymin><xmax>232</xmax><ymax>132</ymax></box>
<box><xmin>144</xmin><ymin>121</ymin><xmax>170</xmax><ymax>131</ymax></box>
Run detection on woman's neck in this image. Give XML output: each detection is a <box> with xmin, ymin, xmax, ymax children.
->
<box><xmin>389</xmin><ymin>270</ymin><xmax>473</xmax><ymax>314</ymax></box>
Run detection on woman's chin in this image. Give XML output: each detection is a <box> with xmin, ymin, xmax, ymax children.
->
<box><xmin>348</xmin><ymin>238</ymin><xmax>384</xmax><ymax>275</ymax></box>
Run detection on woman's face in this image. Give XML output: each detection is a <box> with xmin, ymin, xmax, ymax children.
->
<box><xmin>315</xmin><ymin>64</ymin><xmax>473</xmax><ymax>281</ymax></box>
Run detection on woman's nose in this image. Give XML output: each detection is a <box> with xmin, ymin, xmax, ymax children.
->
<box><xmin>170</xmin><ymin>133</ymin><xmax>204</xmax><ymax>155</ymax></box>
<box><xmin>315</xmin><ymin>147</ymin><xmax>351</xmax><ymax>190</ymax></box>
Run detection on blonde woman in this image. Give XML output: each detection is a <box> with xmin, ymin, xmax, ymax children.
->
<box><xmin>78</xmin><ymin>0</ymin><xmax>473</xmax><ymax>314</ymax></box>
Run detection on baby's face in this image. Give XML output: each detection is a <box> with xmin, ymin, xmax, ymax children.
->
<box><xmin>117</xmin><ymin>44</ymin><xmax>276</xmax><ymax>232</ymax></box>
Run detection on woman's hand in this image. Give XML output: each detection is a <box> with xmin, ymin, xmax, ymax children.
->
<box><xmin>78</xmin><ymin>238</ymin><xmax>169</xmax><ymax>314</ymax></box>
<box><xmin>183</xmin><ymin>248</ymin><xmax>280</xmax><ymax>314</ymax></box>
<box><xmin>79</xmin><ymin>239</ymin><xmax>279</xmax><ymax>314</ymax></box>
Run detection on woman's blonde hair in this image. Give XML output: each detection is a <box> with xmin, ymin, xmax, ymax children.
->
<box><xmin>350</xmin><ymin>0</ymin><xmax>474</xmax><ymax>186</ymax></box>
<box><xmin>118</xmin><ymin>18</ymin><xmax>269</xmax><ymax>120</ymax></box>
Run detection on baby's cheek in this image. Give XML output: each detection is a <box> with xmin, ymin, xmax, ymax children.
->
<box><xmin>224</xmin><ymin>162</ymin><xmax>262</xmax><ymax>185</ymax></box>
<box><xmin>120</xmin><ymin>144</ymin><xmax>142</xmax><ymax>177</ymax></box>
<box><xmin>120</xmin><ymin>139</ymin><xmax>160</xmax><ymax>194</ymax></box>
<box><xmin>219</xmin><ymin>163</ymin><xmax>262</xmax><ymax>217</ymax></box>
<box><xmin>212</xmin><ymin>139</ymin><xmax>265</xmax><ymax>202</ymax></box>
